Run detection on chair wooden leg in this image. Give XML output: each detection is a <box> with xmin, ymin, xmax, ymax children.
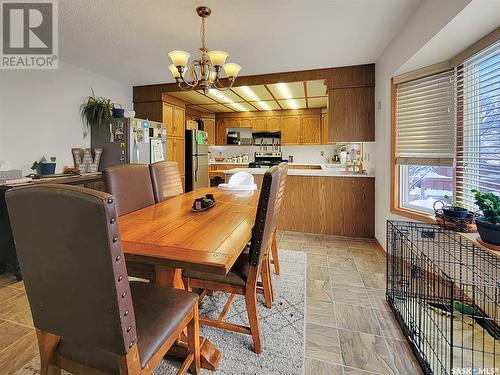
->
<box><xmin>245</xmin><ymin>288</ymin><xmax>262</xmax><ymax>354</ymax></box>
<box><xmin>36</xmin><ymin>329</ymin><xmax>61</xmax><ymax>375</ymax></box>
<box><xmin>267</xmin><ymin>256</ymin><xmax>275</xmax><ymax>301</ymax></box>
<box><xmin>261</xmin><ymin>256</ymin><xmax>273</xmax><ymax>309</ymax></box>
<box><xmin>187</xmin><ymin>305</ymin><xmax>201</xmax><ymax>375</ymax></box>
<box><xmin>271</xmin><ymin>231</ymin><xmax>280</xmax><ymax>275</ymax></box>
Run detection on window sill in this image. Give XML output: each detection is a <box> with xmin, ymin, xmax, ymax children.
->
<box><xmin>390</xmin><ymin>206</ymin><xmax>436</xmax><ymax>224</ymax></box>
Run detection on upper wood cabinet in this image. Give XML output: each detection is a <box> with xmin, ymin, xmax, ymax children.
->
<box><xmin>204</xmin><ymin>119</ymin><xmax>215</xmax><ymax>145</ymax></box>
<box><xmin>301</xmin><ymin>115</ymin><xmax>321</xmax><ymax>144</ymax></box>
<box><xmin>240</xmin><ymin>118</ymin><xmax>252</xmax><ymax>128</ymax></box>
<box><xmin>252</xmin><ymin>117</ymin><xmax>267</xmax><ymax>132</ymax></box>
<box><xmin>162</xmin><ymin>104</ymin><xmax>174</xmax><ymax>135</ymax></box>
<box><xmin>215</xmin><ymin>119</ymin><xmax>228</xmax><ymax>145</ymax></box>
<box><xmin>321</xmin><ymin>113</ymin><xmax>329</xmax><ymax>144</ymax></box>
<box><xmin>281</xmin><ymin>116</ymin><xmax>301</xmax><ymax>144</ymax></box>
<box><xmin>226</xmin><ymin>118</ymin><xmax>239</xmax><ymax>128</ymax></box>
<box><xmin>328</xmin><ymin>87</ymin><xmax>374</xmax><ymax>142</ymax></box>
<box><xmin>173</xmin><ymin>107</ymin><xmax>185</xmax><ymax>137</ymax></box>
<box><xmin>266</xmin><ymin>117</ymin><xmax>281</xmax><ymax>132</ymax></box>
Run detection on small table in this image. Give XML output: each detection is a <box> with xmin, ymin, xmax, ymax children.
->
<box><xmin>119</xmin><ymin>187</ymin><xmax>259</xmax><ymax>370</ymax></box>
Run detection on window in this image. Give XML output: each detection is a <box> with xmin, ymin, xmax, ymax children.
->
<box><xmin>456</xmin><ymin>42</ymin><xmax>500</xmax><ymax>210</ymax></box>
<box><xmin>393</xmin><ymin>40</ymin><xmax>500</xmax><ymax>218</ymax></box>
<box><xmin>395</xmin><ymin>70</ymin><xmax>456</xmax><ymax>214</ymax></box>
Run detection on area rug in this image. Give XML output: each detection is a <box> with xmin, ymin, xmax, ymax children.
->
<box><xmin>15</xmin><ymin>250</ymin><xmax>306</xmax><ymax>375</ymax></box>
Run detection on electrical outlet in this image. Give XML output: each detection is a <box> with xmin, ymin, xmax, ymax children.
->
<box><xmin>320</xmin><ymin>151</ymin><xmax>324</xmax><ymax>156</ymax></box>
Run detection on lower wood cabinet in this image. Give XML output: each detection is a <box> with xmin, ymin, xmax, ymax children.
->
<box><xmin>277</xmin><ymin>176</ymin><xmax>375</xmax><ymax>238</ymax></box>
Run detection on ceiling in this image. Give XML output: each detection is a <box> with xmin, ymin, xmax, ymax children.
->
<box><xmin>170</xmin><ymin>80</ymin><xmax>328</xmax><ymax>113</ymax></box>
<box><xmin>58</xmin><ymin>0</ymin><xmax>421</xmax><ymax>86</ymax></box>
<box><xmin>397</xmin><ymin>0</ymin><xmax>500</xmax><ymax>74</ymax></box>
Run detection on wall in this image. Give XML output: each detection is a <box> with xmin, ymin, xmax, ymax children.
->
<box><xmin>374</xmin><ymin>0</ymin><xmax>471</xmax><ymax>248</ymax></box>
<box><xmin>0</xmin><ymin>61</ymin><xmax>132</xmax><ymax>174</ymax></box>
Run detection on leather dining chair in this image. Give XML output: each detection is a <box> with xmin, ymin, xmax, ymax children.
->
<box><xmin>6</xmin><ymin>184</ymin><xmax>200</xmax><ymax>375</ymax></box>
<box><xmin>149</xmin><ymin>161</ymin><xmax>184</xmax><ymax>203</ymax></box>
<box><xmin>268</xmin><ymin>162</ymin><xmax>288</xmax><ymax>277</ymax></box>
<box><xmin>103</xmin><ymin>164</ymin><xmax>155</xmax><ymax>216</ymax></box>
<box><xmin>183</xmin><ymin>163</ymin><xmax>287</xmax><ymax>353</ymax></box>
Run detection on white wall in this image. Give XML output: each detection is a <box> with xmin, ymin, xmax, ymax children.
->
<box><xmin>374</xmin><ymin>0</ymin><xmax>471</xmax><ymax>247</ymax></box>
<box><xmin>0</xmin><ymin>61</ymin><xmax>132</xmax><ymax>174</ymax></box>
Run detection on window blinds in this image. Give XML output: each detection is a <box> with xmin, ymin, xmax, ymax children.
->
<box><xmin>455</xmin><ymin>41</ymin><xmax>500</xmax><ymax>210</ymax></box>
<box><xmin>395</xmin><ymin>70</ymin><xmax>455</xmax><ymax>166</ymax></box>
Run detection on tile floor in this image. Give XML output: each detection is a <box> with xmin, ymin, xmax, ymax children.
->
<box><xmin>0</xmin><ymin>231</ymin><xmax>423</xmax><ymax>375</ymax></box>
<box><xmin>276</xmin><ymin>231</ymin><xmax>423</xmax><ymax>375</ymax></box>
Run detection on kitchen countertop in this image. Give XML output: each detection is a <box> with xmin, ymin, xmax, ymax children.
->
<box><xmin>223</xmin><ymin>165</ymin><xmax>374</xmax><ymax>178</ymax></box>
<box><xmin>209</xmin><ymin>161</ymin><xmax>249</xmax><ymax>165</ymax></box>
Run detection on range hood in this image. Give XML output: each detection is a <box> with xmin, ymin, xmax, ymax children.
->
<box><xmin>252</xmin><ymin>131</ymin><xmax>281</xmax><ymax>139</ymax></box>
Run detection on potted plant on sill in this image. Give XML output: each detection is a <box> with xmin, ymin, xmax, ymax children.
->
<box><xmin>31</xmin><ymin>156</ymin><xmax>57</xmax><ymax>175</ymax></box>
<box><xmin>472</xmin><ymin>189</ymin><xmax>500</xmax><ymax>246</ymax></box>
<box><xmin>81</xmin><ymin>88</ymin><xmax>114</xmax><ymax>136</ymax></box>
<box><xmin>442</xmin><ymin>194</ymin><xmax>469</xmax><ymax>219</ymax></box>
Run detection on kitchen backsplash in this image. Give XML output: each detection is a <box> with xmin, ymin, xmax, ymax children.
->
<box><xmin>209</xmin><ymin>142</ymin><xmax>375</xmax><ymax>173</ymax></box>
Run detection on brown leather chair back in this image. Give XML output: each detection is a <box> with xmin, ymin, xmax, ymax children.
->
<box><xmin>102</xmin><ymin>164</ymin><xmax>155</xmax><ymax>216</ymax></box>
<box><xmin>5</xmin><ymin>184</ymin><xmax>137</xmax><ymax>355</ymax></box>
<box><xmin>249</xmin><ymin>163</ymin><xmax>288</xmax><ymax>267</ymax></box>
<box><xmin>149</xmin><ymin>161</ymin><xmax>184</xmax><ymax>203</ymax></box>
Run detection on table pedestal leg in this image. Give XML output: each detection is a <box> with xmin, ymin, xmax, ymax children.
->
<box><xmin>155</xmin><ymin>265</ymin><xmax>222</xmax><ymax>370</ymax></box>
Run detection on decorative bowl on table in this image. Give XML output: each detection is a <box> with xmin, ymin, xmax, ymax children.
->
<box><xmin>214</xmin><ymin>157</ymin><xmax>225</xmax><ymax>162</ymax></box>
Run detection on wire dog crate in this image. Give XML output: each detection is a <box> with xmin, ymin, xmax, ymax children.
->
<box><xmin>386</xmin><ymin>221</ymin><xmax>499</xmax><ymax>375</ymax></box>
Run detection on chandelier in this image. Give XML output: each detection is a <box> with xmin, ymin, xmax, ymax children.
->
<box><xmin>168</xmin><ymin>6</ymin><xmax>241</xmax><ymax>94</ymax></box>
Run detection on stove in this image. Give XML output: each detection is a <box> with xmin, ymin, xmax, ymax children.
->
<box><xmin>249</xmin><ymin>151</ymin><xmax>283</xmax><ymax>168</ymax></box>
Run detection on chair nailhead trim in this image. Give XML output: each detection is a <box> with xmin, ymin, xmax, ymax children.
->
<box><xmin>110</xmin><ymin>218</ymin><xmax>116</xmax><ymax>224</ymax></box>
<box><xmin>129</xmin><ymin>342</ymin><xmax>134</xmax><ymax>348</ymax></box>
<box><xmin>122</xmin><ymin>292</ymin><xmax>127</xmax><ymax>298</ymax></box>
<box><xmin>113</xmin><ymin>236</ymin><xmax>118</xmax><ymax>243</ymax></box>
<box><xmin>118</xmin><ymin>275</ymin><xmax>123</xmax><ymax>282</ymax></box>
<box><xmin>127</xmin><ymin>326</ymin><xmax>132</xmax><ymax>332</ymax></box>
<box><xmin>116</xmin><ymin>255</ymin><xmax>121</xmax><ymax>261</ymax></box>
<box><xmin>124</xmin><ymin>310</ymin><xmax>129</xmax><ymax>316</ymax></box>
<box><xmin>107</xmin><ymin>198</ymin><xmax>113</xmax><ymax>204</ymax></box>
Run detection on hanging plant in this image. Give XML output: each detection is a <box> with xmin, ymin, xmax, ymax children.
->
<box><xmin>81</xmin><ymin>88</ymin><xmax>113</xmax><ymax>136</ymax></box>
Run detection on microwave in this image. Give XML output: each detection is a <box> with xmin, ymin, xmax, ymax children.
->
<box><xmin>227</xmin><ymin>130</ymin><xmax>240</xmax><ymax>144</ymax></box>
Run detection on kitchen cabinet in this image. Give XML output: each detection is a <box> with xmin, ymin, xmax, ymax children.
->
<box><xmin>173</xmin><ymin>106</ymin><xmax>185</xmax><ymax>137</ymax></box>
<box><xmin>301</xmin><ymin>115</ymin><xmax>321</xmax><ymax>144</ymax></box>
<box><xmin>321</xmin><ymin>113</ymin><xmax>329</xmax><ymax>144</ymax></box>
<box><xmin>266</xmin><ymin>117</ymin><xmax>281</xmax><ymax>132</ymax></box>
<box><xmin>226</xmin><ymin>118</ymin><xmax>240</xmax><ymax>128</ymax></box>
<box><xmin>162</xmin><ymin>104</ymin><xmax>174</xmax><ymax>134</ymax></box>
<box><xmin>215</xmin><ymin>119</ymin><xmax>228</xmax><ymax>145</ymax></box>
<box><xmin>167</xmin><ymin>137</ymin><xmax>185</xmax><ymax>175</ymax></box>
<box><xmin>204</xmin><ymin>119</ymin><xmax>215</xmax><ymax>145</ymax></box>
<box><xmin>240</xmin><ymin>118</ymin><xmax>252</xmax><ymax>128</ymax></box>
<box><xmin>329</xmin><ymin>87</ymin><xmax>374</xmax><ymax>142</ymax></box>
<box><xmin>281</xmin><ymin>116</ymin><xmax>301</xmax><ymax>144</ymax></box>
<box><xmin>252</xmin><ymin>117</ymin><xmax>267</xmax><ymax>132</ymax></box>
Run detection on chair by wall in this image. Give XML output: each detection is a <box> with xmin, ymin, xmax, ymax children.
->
<box><xmin>183</xmin><ymin>164</ymin><xmax>287</xmax><ymax>353</ymax></box>
<box><xmin>149</xmin><ymin>161</ymin><xmax>184</xmax><ymax>203</ymax></box>
<box><xmin>102</xmin><ymin>164</ymin><xmax>155</xmax><ymax>216</ymax></box>
<box><xmin>6</xmin><ymin>184</ymin><xmax>200</xmax><ymax>375</ymax></box>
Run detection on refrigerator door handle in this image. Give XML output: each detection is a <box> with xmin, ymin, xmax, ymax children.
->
<box><xmin>194</xmin><ymin>155</ymin><xmax>198</xmax><ymax>182</ymax></box>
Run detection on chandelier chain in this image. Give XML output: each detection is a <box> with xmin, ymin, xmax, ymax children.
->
<box><xmin>201</xmin><ymin>17</ymin><xmax>206</xmax><ymax>52</ymax></box>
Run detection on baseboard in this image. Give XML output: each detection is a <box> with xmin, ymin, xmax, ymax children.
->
<box><xmin>374</xmin><ymin>238</ymin><xmax>387</xmax><ymax>256</ymax></box>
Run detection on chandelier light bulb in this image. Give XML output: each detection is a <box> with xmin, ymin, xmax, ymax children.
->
<box><xmin>168</xmin><ymin>50</ymin><xmax>191</xmax><ymax>67</ymax></box>
<box><xmin>223</xmin><ymin>63</ymin><xmax>241</xmax><ymax>79</ymax></box>
<box><xmin>207</xmin><ymin>50</ymin><xmax>229</xmax><ymax>67</ymax></box>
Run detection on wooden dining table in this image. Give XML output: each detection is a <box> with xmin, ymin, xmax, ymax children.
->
<box><xmin>118</xmin><ymin>187</ymin><xmax>259</xmax><ymax>370</ymax></box>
